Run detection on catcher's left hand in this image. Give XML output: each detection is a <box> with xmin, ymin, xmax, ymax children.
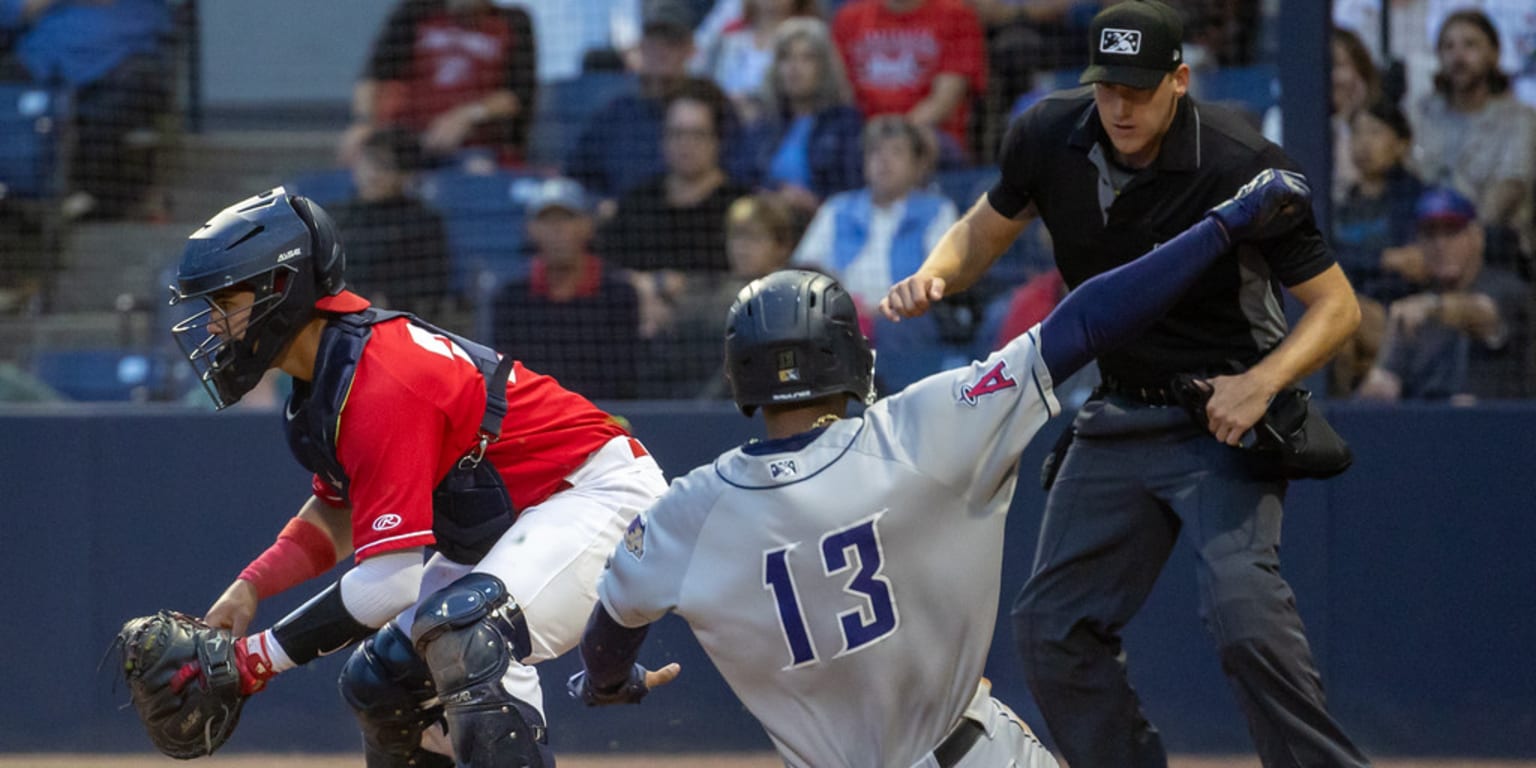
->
<box><xmin>114</xmin><ymin>610</ymin><xmax>250</xmax><ymax>759</ymax></box>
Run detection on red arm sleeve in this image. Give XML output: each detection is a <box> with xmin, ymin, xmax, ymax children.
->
<box><xmin>238</xmin><ymin>517</ymin><xmax>339</xmax><ymax>599</ymax></box>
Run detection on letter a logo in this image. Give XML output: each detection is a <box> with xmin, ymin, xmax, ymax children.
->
<box><xmin>959</xmin><ymin>361</ymin><xmax>1018</xmax><ymax>406</ymax></box>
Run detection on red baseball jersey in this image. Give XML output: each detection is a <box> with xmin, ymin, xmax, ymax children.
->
<box><xmin>832</xmin><ymin>0</ymin><xmax>987</xmax><ymax>148</ymax></box>
<box><xmin>309</xmin><ymin>293</ymin><xmax>629</xmax><ymax>562</ymax></box>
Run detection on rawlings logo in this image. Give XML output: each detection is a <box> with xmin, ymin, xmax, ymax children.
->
<box><xmin>772</xmin><ymin>388</ymin><xmax>812</xmax><ymax>401</ymax></box>
<box><xmin>372</xmin><ymin>514</ymin><xmax>402</xmax><ymax>531</ymax></box>
<box><xmin>959</xmin><ymin>360</ymin><xmax>1018</xmax><ymax>406</ymax></box>
<box><xmin>1100</xmin><ymin>28</ymin><xmax>1141</xmax><ymax>55</ymax></box>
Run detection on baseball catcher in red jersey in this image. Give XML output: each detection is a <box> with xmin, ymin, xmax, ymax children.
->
<box><xmin>116</xmin><ymin>187</ymin><xmax>674</xmax><ymax>766</ymax></box>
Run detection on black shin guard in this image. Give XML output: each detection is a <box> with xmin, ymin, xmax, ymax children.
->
<box><xmin>411</xmin><ymin>573</ymin><xmax>551</xmax><ymax>768</ymax></box>
<box><xmin>338</xmin><ymin>624</ymin><xmax>454</xmax><ymax>768</ymax></box>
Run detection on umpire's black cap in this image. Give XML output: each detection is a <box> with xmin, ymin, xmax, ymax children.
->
<box><xmin>1079</xmin><ymin>0</ymin><xmax>1185</xmax><ymax>90</ymax></box>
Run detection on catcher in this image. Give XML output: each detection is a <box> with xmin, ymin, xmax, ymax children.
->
<box><xmin>116</xmin><ymin>187</ymin><xmax>671</xmax><ymax>766</ymax></box>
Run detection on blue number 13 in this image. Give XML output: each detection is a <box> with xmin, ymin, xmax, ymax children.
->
<box><xmin>763</xmin><ymin>515</ymin><xmax>898</xmax><ymax>668</ymax></box>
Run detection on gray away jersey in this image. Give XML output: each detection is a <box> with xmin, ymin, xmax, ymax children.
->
<box><xmin>598</xmin><ymin>327</ymin><xmax>1060</xmax><ymax>768</ymax></box>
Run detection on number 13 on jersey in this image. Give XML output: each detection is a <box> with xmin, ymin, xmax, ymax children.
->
<box><xmin>762</xmin><ymin>512</ymin><xmax>900</xmax><ymax>669</ymax></box>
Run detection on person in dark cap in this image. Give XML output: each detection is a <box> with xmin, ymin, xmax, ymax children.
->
<box><xmin>567</xmin><ymin>0</ymin><xmax>753</xmax><ymax>200</ymax></box>
<box><xmin>1357</xmin><ymin>186</ymin><xmax>1532</xmax><ymax>402</ymax></box>
<box><xmin>492</xmin><ymin>177</ymin><xmax>643</xmax><ymax>400</ymax></box>
<box><xmin>880</xmin><ymin>1</ymin><xmax>1372</xmax><ymax>765</ymax></box>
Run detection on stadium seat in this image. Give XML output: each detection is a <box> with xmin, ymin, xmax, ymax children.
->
<box><xmin>416</xmin><ymin>169</ymin><xmax>541</xmax><ymax>291</ymax></box>
<box><xmin>934</xmin><ymin>167</ymin><xmax>999</xmax><ymax>212</ymax></box>
<box><xmin>29</xmin><ymin>348</ymin><xmax>172</xmax><ymax>402</ymax></box>
<box><xmin>281</xmin><ymin>168</ymin><xmax>356</xmax><ymax>207</ymax></box>
<box><xmin>526</xmin><ymin>72</ymin><xmax>638</xmax><ymax>169</ymax></box>
<box><xmin>1192</xmin><ymin>65</ymin><xmax>1278</xmax><ymax>119</ymax></box>
<box><xmin>0</xmin><ymin>84</ymin><xmax>69</xmax><ymax>200</ymax></box>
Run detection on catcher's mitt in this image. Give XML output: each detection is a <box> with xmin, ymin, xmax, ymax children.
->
<box><xmin>114</xmin><ymin>610</ymin><xmax>247</xmax><ymax>759</ymax></box>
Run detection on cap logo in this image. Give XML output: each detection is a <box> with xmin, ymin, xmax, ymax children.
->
<box><xmin>1100</xmin><ymin>28</ymin><xmax>1142</xmax><ymax>55</ymax></box>
<box><xmin>777</xmin><ymin>349</ymin><xmax>800</xmax><ymax>382</ymax></box>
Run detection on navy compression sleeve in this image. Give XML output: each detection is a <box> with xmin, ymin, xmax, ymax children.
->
<box><xmin>579</xmin><ymin>603</ymin><xmax>651</xmax><ymax>692</ymax></box>
<box><xmin>1038</xmin><ymin>215</ymin><xmax>1231</xmax><ymax>380</ymax></box>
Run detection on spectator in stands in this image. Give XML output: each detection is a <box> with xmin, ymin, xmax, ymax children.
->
<box><xmin>1412</xmin><ymin>9</ymin><xmax>1536</xmax><ymax>252</ymax></box>
<box><xmin>327</xmin><ymin>126</ymin><xmax>451</xmax><ymax>317</ymax></box>
<box><xmin>693</xmin><ymin>0</ymin><xmax>821</xmax><ymax>118</ymax></box>
<box><xmin>1331</xmin><ymin>27</ymin><xmax>1382</xmax><ymax>204</ymax></box>
<box><xmin>1330</xmin><ymin>97</ymin><xmax>1425</xmax><ymax>394</ymax></box>
<box><xmin>792</xmin><ymin>116</ymin><xmax>960</xmax><ymax>390</ymax></box>
<box><xmin>969</xmin><ymin>0</ymin><xmax>1098</xmax><ymax>150</ymax></box>
<box><xmin>792</xmin><ymin>116</ymin><xmax>954</xmax><ymax>308</ymax></box>
<box><xmin>832</xmin><ymin>0</ymin><xmax>987</xmax><ymax>163</ymax></box>
<box><xmin>746</xmin><ymin>17</ymin><xmax>865</xmax><ymax>214</ymax></box>
<box><xmin>1335</xmin><ymin>96</ymin><xmax>1426</xmax><ymax>305</ymax></box>
<box><xmin>0</xmin><ymin>0</ymin><xmax>171</xmax><ymax>220</ymax></box>
<box><xmin>598</xmin><ymin>79</ymin><xmax>752</xmax><ymax>306</ymax></box>
<box><xmin>568</xmin><ymin>1</ymin><xmax>754</xmax><ymax>200</ymax></box>
<box><xmin>1357</xmin><ymin>186</ymin><xmax>1532</xmax><ymax>402</ymax></box>
<box><xmin>343</xmin><ymin>0</ymin><xmax>536</xmax><ymax>168</ymax></box>
<box><xmin>492</xmin><ymin>177</ymin><xmax>641</xmax><ymax>400</ymax></box>
<box><xmin>519</xmin><ymin>0</ymin><xmax>641</xmax><ymax>81</ymax></box>
<box><xmin>0</xmin><ymin>199</ymin><xmax>45</xmax><ymax>313</ymax></box>
<box><xmin>667</xmin><ymin>192</ymin><xmax>802</xmax><ymax>397</ymax></box>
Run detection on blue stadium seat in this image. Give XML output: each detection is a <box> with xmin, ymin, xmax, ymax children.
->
<box><xmin>416</xmin><ymin>169</ymin><xmax>539</xmax><ymax>299</ymax></box>
<box><xmin>1192</xmin><ymin>65</ymin><xmax>1278</xmax><ymax>119</ymax></box>
<box><xmin>29</xmin><ymin>348</ymin><xmax>171</xmax><ymax>402</ymax></box>
<box><xmin>526</xmin><ymin>72</ymin><xmax>638</xmax><ymax>169</ymax></box>
<box><xmin>935</xmin><ymin>167</ymin><xmax>999</xmax><ymax>212</ymax></box>
<box><xmin>0</xmin><ymin>84</ymin><xmax>69</xmax><ymax>200</ymax></box>
<box><xmin>281</xmin><ymin>168</ymin><xmax>356</xmax><ymax>207</ymax></box>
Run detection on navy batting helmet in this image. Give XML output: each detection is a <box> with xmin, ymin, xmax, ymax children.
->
<box><xmin>170</xmin><ymin>188</ymin><xmax>346</xmax><ymax>409</ymax></box>
<box><xmin>725</xmin><ymin>269</ymin><xmax>876</xmax><ymax>416</ymax></box>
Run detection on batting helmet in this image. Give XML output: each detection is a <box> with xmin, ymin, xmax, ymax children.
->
<box><xmin>725</xmin><ymin>269</ymin><xmax>876</xmax><ymax>416</ymax></box>
<box><xmin>170</xmin><ymin>188</ymin><xmax>346</xmax><ymax>409</ymax></box>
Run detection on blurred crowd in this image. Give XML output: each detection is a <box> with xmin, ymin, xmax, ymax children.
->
<box><xmin>1</xmin><ymin>0</ymin><xmax>1533</xmax><ymax>404</ymax></box>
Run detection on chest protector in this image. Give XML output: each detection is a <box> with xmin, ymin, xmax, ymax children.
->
<box><xmin>285</xmin><ymin>309</ymin><xmax>517</xmax><ymax>565</ymax></box>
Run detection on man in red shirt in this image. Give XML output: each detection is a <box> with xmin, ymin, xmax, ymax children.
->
<box><xmin>170</xmin><ymin>187</ymin><xmax>670</xmax><ymax>767</ymax></box>
<box><xmin>343</xmin><ymin>0</ymin><xmax>537</xmax><ymax>166</ymax></box>
<box><xmin>832</xmin><ymin>0</ymin><xmax>987</xmax><ymax>157</ymax></box>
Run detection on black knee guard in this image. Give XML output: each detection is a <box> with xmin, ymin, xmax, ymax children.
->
<box><xmin>339</xmin><ymin>624</ymin><xmax>454</xmax><ymax>768</ymax></box>
<box><xmin>410</xmin><ymin>573</ymin><xmax>550</xmax><ymax>768</ymax></box>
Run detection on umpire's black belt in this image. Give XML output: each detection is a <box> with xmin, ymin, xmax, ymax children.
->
<box><xmin>932</xmin><ymin>717</ymin><xmax>986</xmax><ymax>768</ymax></box>
<box><xmin>1097</xmin><ymin>373</ymin><xmax>1182</xmax><ymax>407</ymax></box>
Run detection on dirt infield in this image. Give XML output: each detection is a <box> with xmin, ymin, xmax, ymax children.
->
<box><xmin>3</xmin><ymin>756</ymin><xmax>1534</xmax><ymax>767</ymax></box>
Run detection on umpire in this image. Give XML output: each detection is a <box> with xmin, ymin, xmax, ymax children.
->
<box><xmin>880</xmin><ymin>2</ymin><xmax>1370</xmax><ymax>766</ymax></box>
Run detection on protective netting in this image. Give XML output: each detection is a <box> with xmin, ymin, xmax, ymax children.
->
<box><xmin>0</xmin><ymin>0</ymin><xmax>1529</xmax><ymax>403</ymax></box>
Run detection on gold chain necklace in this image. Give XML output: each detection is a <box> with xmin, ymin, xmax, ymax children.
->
<box><xmin>810</xmin><ymin>413</ymin><xmax>840</xmax><ymax>430</ymax></box>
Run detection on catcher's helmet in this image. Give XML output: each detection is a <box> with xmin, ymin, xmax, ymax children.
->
<box><xmin>170</xmin><ymin>188</ymin><xmax>346</xmax><ymax>408</ymax></box>
<box><xmin>725</xmin><ymin>269</ymin><xmax>876</xmax><ymax>416</ymax></box>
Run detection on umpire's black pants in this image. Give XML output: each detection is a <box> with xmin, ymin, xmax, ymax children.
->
<box><xmin>1012</xmin><ymin>399</ymin><xmax>1370</xmax><ymax>768</ymax></box>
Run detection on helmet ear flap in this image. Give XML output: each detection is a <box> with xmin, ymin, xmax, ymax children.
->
<box><xmin>288</xmin><ymin>195</ymin><xmax>347</xmax><ymax>296</ymax></box>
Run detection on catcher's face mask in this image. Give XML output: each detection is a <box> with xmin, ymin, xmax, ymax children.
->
<box><xmin>170</xmin><ymin>267</ymin><xmax>305</xmax><ymax>409</ymax></box>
